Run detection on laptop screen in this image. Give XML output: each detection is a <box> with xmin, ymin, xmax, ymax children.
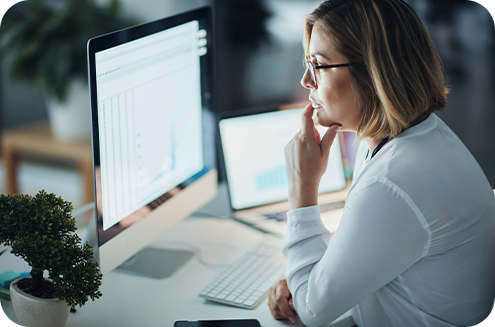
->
<box><xmin>219</xmin><ymin>108</ymin><xmax>346</xmax><ymax>210</ymax></box>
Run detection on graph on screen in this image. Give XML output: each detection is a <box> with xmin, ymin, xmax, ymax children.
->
<box><xmin>95</xmin><ymin>21</ymin><xmax>204</xmax><ymax>230</ymax></box>
<box><xmin>255</xmin><ymin>165</ymin><xmax>288</xmax><ymax>190</ymax></box>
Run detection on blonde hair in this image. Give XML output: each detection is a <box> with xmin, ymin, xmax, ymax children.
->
<box><xmin>304</xmin><ymin>0</ymin><xmax>449</xmax><ymax>140</ymax></box>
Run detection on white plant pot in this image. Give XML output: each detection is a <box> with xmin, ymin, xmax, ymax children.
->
<box><xmin>9</xmin><ymin>278</ymin><xmax>70</xmax><ymax>327</ymax></box>
<box><xmin>45</xmin><ymin>78</ymin><xmax>92</xmax><ymax>143</ymax></box>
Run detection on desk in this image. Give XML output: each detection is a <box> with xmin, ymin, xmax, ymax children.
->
<box><xmin>1</xmin><ymin>122</ymin><xmax>93</xmax><ymax>207</ymax></box>
<box><xmin>0</xmin><ymin>215</ymin><xmax>354</xmax><ymax>327</ymax></box>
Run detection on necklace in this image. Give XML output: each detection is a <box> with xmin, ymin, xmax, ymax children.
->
<box><xmin>365</xmin><ymin>136</ymin><xmax>390</xmax><ymax>163</ymax></box>
<box><xmin>363</xmin><ymin>112</ymin><xmax>430</xmax><ymax>164</ymax></box>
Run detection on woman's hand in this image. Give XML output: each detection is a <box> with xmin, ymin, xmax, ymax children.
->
<box><xmin>284</xmin><ymin>104</ymin><xmax>341</xmax><ymax>210</ymax></box>
<box><xmin>269</xmin><ymin>279</ymin><xmax>297</xmax><ymax>323</ymax></box>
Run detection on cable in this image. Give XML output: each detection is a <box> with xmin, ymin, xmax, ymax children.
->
<box><xmin>191</xmin><ymin>211</ymin><xmax>274</xmax><ymax>235</ymax></box>
<box><xmin>72</xmin><ymin>202</ymin><xmax>95</xmax><ymax>217</ymax></box>
<box><xmin>190</xmin><ymin>211</ymin><xmax>230</xmax><ymax>219</ymax></box>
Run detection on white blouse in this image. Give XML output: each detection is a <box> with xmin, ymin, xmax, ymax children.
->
<box><xmin>282</xmin><ymin>114</ymin><xmax>495</xmax><ymax>327</ymax></box>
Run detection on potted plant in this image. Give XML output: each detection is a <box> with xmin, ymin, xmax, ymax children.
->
<box><xmin>0</xmin><ymin>0</ymin><xmax>137</xmax><ymax>142</ymax></box>
<box><xmin>0</xmin><ymin>190</ymin><xmax>103</xmax><ymax>327</ymax></box>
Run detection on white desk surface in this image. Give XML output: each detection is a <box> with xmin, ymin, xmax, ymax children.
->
<box><xmin>1</xmin><ymin>184</ymin><xmax>354</xmax><ymax>327</ymax></box>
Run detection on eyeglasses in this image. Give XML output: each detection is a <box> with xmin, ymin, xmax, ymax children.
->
<box><xmin>306</xmin><ymin>61</ymin><xmax>350</xmax><ymax>86</ymax></box>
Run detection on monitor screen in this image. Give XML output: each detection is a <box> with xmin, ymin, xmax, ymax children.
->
<box><xmin>95</xmin><ymin>20</ymin><xmax>204</xmax><ymax>233</ymax></box>
<box><xmin>219</xmin><ymin>108</ymin><xmax>346</xmax><ymax>210</ymax></box>
<box><xmin>87</xmin><ymin>6</ymin><xmax>216</xmax><ymax>277</ymax></box>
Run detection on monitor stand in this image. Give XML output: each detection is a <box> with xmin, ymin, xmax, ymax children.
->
<box><xmin>116</xmin><ymin>247</ymin><xmax>194</xmax><ymax>279</ymax></box>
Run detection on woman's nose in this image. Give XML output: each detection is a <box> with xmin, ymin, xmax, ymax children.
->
<box><xmin>301</xmin><ymin>68</ymin><xmax>316</xmax><ymax>90</ymax></box>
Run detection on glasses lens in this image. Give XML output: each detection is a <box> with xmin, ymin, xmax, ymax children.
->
<box><xmin>306</xmin><ymin>61</ymin><xmax>316</xmax><ymax>85</ymax></box>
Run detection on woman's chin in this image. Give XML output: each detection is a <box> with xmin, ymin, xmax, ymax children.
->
<box><xmin>315</xmin><ymin>113</ymin><xmax>330</xmax><ymax>127</ymax></box>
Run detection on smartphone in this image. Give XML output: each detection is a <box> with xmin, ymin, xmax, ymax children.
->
<box><xmin>174</xmin><ymin>319</ymin><xmax>261</xmax><ymax>327</ymax></box>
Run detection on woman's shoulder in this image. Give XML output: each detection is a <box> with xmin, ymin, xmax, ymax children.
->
<box><xmin>350</xmin><ymin>113</ymin><xmax>490</xmax><ymax>206</ymax></box>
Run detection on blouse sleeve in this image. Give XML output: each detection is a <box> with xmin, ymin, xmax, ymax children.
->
<box><xmin>281</xmin><ymin>177</ymin><xmax>430</xmax><ymax>327</ymax></box>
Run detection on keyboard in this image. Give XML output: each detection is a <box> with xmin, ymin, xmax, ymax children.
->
<box><xmin>199</xmin><ymin>236</ymin><xmax>286</xmax><ymax>309</ymax></box>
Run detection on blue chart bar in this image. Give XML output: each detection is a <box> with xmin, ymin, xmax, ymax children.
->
<box><xmin>255</xmin><ymin>166</ymin><xmax>288</xmax><ymax>190</ymax></box>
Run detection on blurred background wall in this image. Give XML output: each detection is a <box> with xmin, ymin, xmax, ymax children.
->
<box><xmin>0</xmin><ymin>0</ymin><xmax>493</xmax><ymax>220</ymax></box>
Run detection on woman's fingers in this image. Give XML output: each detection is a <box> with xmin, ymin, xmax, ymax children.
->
<box><xmin>313</xmin><ymin>126</ymin><xmax>321</xmax><ymax>144</ymax></box>
<box><xmin>320</xmin><ymin>123</ymin><xmax>341</xmax><ymax>156</ymax></box>
<box><xmin>268</xmin><ymin>279</ymin><xmax>297</xmax><ymax>323</ymax></box>
<box><xmin>301</xmin><ymin>103</ymin><xmax>316</xmax><ymax>138</ymax></box>
<box><xmin>276</xmin><ymin>295</ymin><xmax>297</xmax><ymax>323</ymax></box>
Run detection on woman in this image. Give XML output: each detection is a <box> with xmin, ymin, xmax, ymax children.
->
<box><xmin>268</xmin><ymin>0</ymin><xmax>495</xmax><ymax>326</ymax></box>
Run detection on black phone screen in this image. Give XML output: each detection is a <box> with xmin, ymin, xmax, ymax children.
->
<box><xmin>174</xmin><ymin>319</ymin><xmax>261</xmax><ymax>327</ymax></box>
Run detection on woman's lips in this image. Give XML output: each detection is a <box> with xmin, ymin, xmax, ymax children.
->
<box><xmin>312</xmin><ymin>102</ymin><xmax>322</xmax><ymax>109</ymax></box>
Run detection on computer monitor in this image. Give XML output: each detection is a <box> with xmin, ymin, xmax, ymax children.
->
<box><xmin>87</xmin><ymin>6</ymin><xmax>217</xmax><ymax>278</ymax></box>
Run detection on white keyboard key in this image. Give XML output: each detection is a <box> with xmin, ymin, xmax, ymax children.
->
<box><xmin>251</xmin><ymin>290</ymin><xmax>264</xmax><ymax>297</ymax></box>
<box><xmin>217</xmin><ymin>292</ymin><xmax>229</xmax><ymax>300</ymax></box>
<box><xmin>244</xmin><ymin>299</ymin><xmax>256</xmax><ymax>306</ymax></box>
<box><xmin>226</xmin><ymin>295</ymin><xmax>237</xmax><ymax>302</ymax></box>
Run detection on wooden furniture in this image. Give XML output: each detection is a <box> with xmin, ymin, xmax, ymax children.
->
<box><xmin>1</xmin><ymin>122</ymin><xmax>94</xmax><ymax>206</ymax></box>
